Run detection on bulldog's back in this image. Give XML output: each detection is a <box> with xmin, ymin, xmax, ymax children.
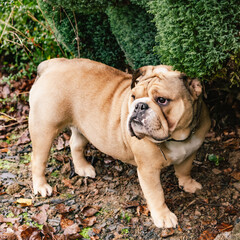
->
<box><xmin>30</xmin><ymin>58</ymin><xmax>134</xmax><ymax>161</ymax></box>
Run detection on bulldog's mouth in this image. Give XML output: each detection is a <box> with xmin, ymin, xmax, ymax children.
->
<box><xmin>128</xmin><ymin>116</ymin><xmax>143</xmax><ymax>139</ymax></box>
<box><xmin>128</xmin><ymin>116</ymin><xmax>170</xmax><ymax>142</ymax></box>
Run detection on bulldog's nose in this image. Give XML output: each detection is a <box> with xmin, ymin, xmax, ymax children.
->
<box><xmin>134</xmin><ymin>102</ymin><xmax>149</xmax><ymax>113</ymax></box>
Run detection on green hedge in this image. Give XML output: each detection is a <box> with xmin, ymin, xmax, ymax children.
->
<box><xmin>38</xmin><ymin>0</ymin><xmax>126</xmax><ymax>68</ymax></box>
<box><xmin>149</xmin><ymin>0</ymin><xmax>240</xmax><ymax>85</ymax></box>
<box><xmin>106</xmin><ymin>4</ymin><xmax>159</xmax><ymax>68</ymax></box>
<box><xmin>7</xmin><ymin>0</ymin><xmax>238</xmax><ymax>86</ymax></box>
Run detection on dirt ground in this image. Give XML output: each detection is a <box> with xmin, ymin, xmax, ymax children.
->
<box><xmin>0</xmin><ymin>75</ymin><xmax>239</xmax><ymax>239</ymax></box>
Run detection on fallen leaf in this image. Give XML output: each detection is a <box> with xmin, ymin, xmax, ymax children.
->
<box><xmin>15</xmin><ymin>198</ymin><xmax>32</xmax><ymax>207</ymax></box>
<box><xmin>90</xmin><ymin>236</ymin><xmax>99</xmax><ymax>240</ymax></box>
<box><xmin>161</xmin><ymin>228</ymin><xmax>175</xmax><ymax>238</ymax></box>
<box><xmin>81</xmin><ymin>206</ymin><xmax>101</xmax><ymax>217</ymax></box>
<box><xmin>136</xmin><ymin>205</ymin><xmax>149</xmax><ymax>216</ymax></box>
<box><xmin>224</xmin><ymin>205</ymin><xmax>238</xmax><ymax>215</ymax></box>
<box><xmin>32</xmin><ymin>211</ymin><xmax>48</xmax><ymax>225</ymax></box>
<box><xmin>0</xmin><ymin>232</ymin><xmax>17</xmax><ymax>240</ymax></box>
<box><xmin>223</xmin><ymin>138</ymin><xmax>240</xmax><ymax>150</ymax></box>
<box><xmin>42</xmin><ymin>224</ymin><xmax>55</xmax><ymax>238</ymax></box>
<box><xmin>92</xmin><ymin>228</ymin><xmax>101</xmax><ymax>234</ymax></box>
<box><xmin>231</xmin><ymin>171</ymin><xmax>240</xmax><ymax>181</ymax></box>
<box><xmin>56</xmin><ymin>137</ymin><xmax>65</xmax><ymax>150</ymax></box>
<box><xmin>63</xmin><ymin>133</ymin><xmax>70</xmax><ymax>140</ymax></box>
<box><xmin>123</xmin><ymin>201</ymin><xmax>139</xmax><ymax>209</ymax></box>
<box><xmin>0</xmin><ymin>148</ymin><xmax>9</xmax><ymax>153</ymax></box>
<box><xmin>20</xmin><ymin>226</ymin><xmax>40</xmax><ymax>240</ymax></box>
<box><xmin>216</xmin><ymin>222</ymin><xmax>233</xmax><ymax>232</ymax></box>
<box><xmin>60</xmin><ymin>216</ymin><xmax>74</xmax><ymax>230</ymax></box>
<box><xmin>130</xmin><ymin>217</ymin><xmax>139</xmax><ymax>225</ymax></box>
<box><xmin>17</xmin><ymin>129</ymin><xmax>30</xmax><ymax>145</ymax></box>
<box><xmin>0</xmin><ymin>214</ymin><xmax>19</xmax><ymax>224</ymax></box>
<box><xmin>62</xmin><ymin>178</ymin><xmax>75</xmax><ymax>189</ymax></box>
<box><xmin>63</xmin><ymin>223</ymin><xmax>80</xmax><ymax>235</ymax></box>
<box><xmin>2</xmin><ymin>85</ymin><xmax>10</xmax><ymax>98</ymax></box>
<box><xmin>77</xmin><ymin>216</ymin><xmax>97</xmax><ymax>227</ymax></box>
<box><xmin>10</xmin><ymin>207</ymin><xmax>23</xmax><ymax>216</ymax></box>
<box><xmin>56</xmin><ymin>203</ymin><xmax>73</xmax><ymax>214</ymax></box>
<box><xmin>197</xmin><ymin>229</ymin><xmax>218</xmax><ymax>240</ymax></box>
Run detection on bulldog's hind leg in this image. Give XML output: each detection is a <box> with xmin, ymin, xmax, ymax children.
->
<box><xmin>29</xmin><ymin>121</ymin><xmax>59</xmax><ymax>197</ymax></box>
<box><xmin>69</xmin><ymin>127</ymin><xmax>96</xmax><ymax>178</ymax></box>
<box><xmin>174</xmin><ymin>153</ymin><xmax>202</xmax><ymax>193</ymax></box>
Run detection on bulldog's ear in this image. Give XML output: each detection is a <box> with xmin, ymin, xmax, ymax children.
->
<box><xmin>131</xmin><ymin>66</ymin><xmax>155</xmax><ymax>89</ymax></box>
<box><xmin>181</xmin><ymin>74</ymin><xmax>202</xmax><ymax>99</ymax></box>
<box><xmin>190</xmin><ymin>79</ymin><xmax>202</xmax><ymax>99</ymax></box>
<box><xmin>131</xmin><ymin>67</ymin><xmax>145</xmax><ymax>89</ymax></box>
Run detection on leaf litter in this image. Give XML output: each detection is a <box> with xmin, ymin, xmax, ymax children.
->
<box><xmin>0</xmin><ymin>72</ymin><xmax>240</xmax><ymax>239</ymax></box>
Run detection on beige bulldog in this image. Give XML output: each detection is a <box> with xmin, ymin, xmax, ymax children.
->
<box><xmin>29</xmin><ymin>58</ymin><xmax>211</xmax><ymax>228</ymax></box>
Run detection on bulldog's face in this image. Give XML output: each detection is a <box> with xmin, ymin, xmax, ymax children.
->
<box><xmin>127</xmin><ymin>65</ymin><xmax>203</xmax><ymax>143</ymax></box>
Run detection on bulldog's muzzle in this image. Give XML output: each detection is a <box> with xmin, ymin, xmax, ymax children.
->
<box><xmin>128</xmin><ymin>102</ymin><xmax>149</xmax><ymax>139</ymax></box>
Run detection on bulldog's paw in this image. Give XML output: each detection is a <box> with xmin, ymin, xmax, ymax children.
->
<box><xmin>75</xmin><ymin>164</ymin><xmax>96</xmax><ymax>178</ymax></box>
<box><xmin>151</xmin><ymin>208</ymin><xmax>178</xmax><ymax>228</ymax></box>
<box><xmin>33</xmin><ymin>182</ymin><xmax>53</xmax><ymax>197</ymax></box>
<box><xmin>179</xmin><ymin>178</ymin><xmax>202</xmax><ymax>193</ymax></box>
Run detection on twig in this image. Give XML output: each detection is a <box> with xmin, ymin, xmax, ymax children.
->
<box><xmin>0</xmin><ymin>112</ymin><xmax>17</xmax><ymax>121</ymax></box>
<box><xmin>73</xmin><ymin>11</ymin><xmax>80</xmax><ymax>58</ymax></box>
<box><xmin>0</xmin><ymin>119</ymin><xmax>28</xmax><ymax>129</ymax></box>
<box><xmin>34</xmin><ymin>195</ymin><xmax>77</xmax><ymax>207</ymax></box>
<box><xmin>0</xmin><ymin>6</ymin><xmax>15</xmax><ymax>41</ymax></box>
<box><xmin>0</xmin><ymin>19</ymin><xmax>28</xmax><ymax>39</ymax></box>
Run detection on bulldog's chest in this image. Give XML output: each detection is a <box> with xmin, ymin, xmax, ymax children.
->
<box><xmin>165</xmin><ymin>135</ymin><xmax>203</xmax><ymax>164</ymax></box>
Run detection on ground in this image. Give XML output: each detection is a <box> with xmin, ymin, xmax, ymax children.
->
<box><xmin>0</xmin><ymin>74</ymin><xmax>239</xmax><ymax>239</ymax></box>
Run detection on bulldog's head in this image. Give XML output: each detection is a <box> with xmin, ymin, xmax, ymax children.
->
<box><xmin>127</xmin><ymin>65</ymin><xmax>203</xmax><ymax>143</ymax></box>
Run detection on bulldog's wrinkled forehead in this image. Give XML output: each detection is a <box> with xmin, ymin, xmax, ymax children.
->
<box><xmin>131</xmin><ymin>65</ymin><xmax>182</xmax><ymax>89</ymax></box>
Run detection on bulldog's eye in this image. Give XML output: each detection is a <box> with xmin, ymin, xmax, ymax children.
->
<box><xmin>131</xmin><ymin>95</ymin><xmax>136</xmax><ymax>100</ymax></box>
<box><xmin>157</xmin><ymin>97</ymin><xmax>169</xmax><ymax>106</ymax></box>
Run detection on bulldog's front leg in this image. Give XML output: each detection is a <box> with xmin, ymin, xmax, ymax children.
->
<box><xmin>137</xmin><ymin>163</ymin><xmax>178</xmax><ymax>228</ymax></box>
<box><xmin>174</xmin><ymin>152</ymin><xmax>202</xmax><ymax>193</ymax></box>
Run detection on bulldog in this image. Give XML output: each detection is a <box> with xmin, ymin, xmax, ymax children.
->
<box><xmin>29</xmin><ymin>58</ymin><xmax>211</xmax><ymax>228</ymax></box>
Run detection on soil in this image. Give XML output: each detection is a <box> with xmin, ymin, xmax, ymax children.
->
<box><xmin>0</xmin><ymin>75</ymin><xmax>239</xmax><ymax>239</ymax></box>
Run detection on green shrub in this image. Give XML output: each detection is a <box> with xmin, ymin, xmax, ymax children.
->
<box><xmin>38</xmin><ymin>0</ymin><xmax>126</xmax><ymax>68</ymax></box>
<box><xmin>0</xmin><ymin>0</ymin><xmax>67</xmax><ymax>78</ymax></box>
<box><xmin>149</xmin><ymin>0</ymin><xmax>240</xmax><ymax>85</ymax></box>
<box><xmin>39</xmin><ymin>0</ymin><xmax>115</xmax><ymax>14</ymax></box>
<box><xmin>106</xmin><ymin>4</ymin><xmax>159</xmax><ymax>68</ymax></box>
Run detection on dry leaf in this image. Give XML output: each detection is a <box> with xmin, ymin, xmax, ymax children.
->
<box><xmin>216</xmin><ymin>222</ymin><xmax>233</xmax><ymax>232</ymax></box>
<box><xmin>231</xmin><ymin>171</ymin><xmax>240</xmax><ymax>181</ymax></box>
<box><xmin>77</xmin><ymin>216</ymin><xmax>97</xmax><ymax>227</ymax></box>
<box><xmin>62</xmin><ymin>178</ymin><xmax>75</xmax><ymax>189</ymax></box>
<box><xmin>0</xmin><ymin>214</ymin><xmax>19</xmax><ymax>224</ymax></box>
<box><xmin>56</xmin><ymin>137</ymin><xmax>65</xmax><ymax>150</ymax></box>
<box><xmin>123</xmin><ymin>201</ymin><xmax>139</xmax><ymax>209</ymax></box>
<box><xmin>20</xmin><ymin>226</ymin><xmax>40</xmax><ymax>240</ymax></box>
<box><xmin>56</xmin><ymin>203</ymin><xmax>73</xmax><ymax>214</ymax></box>
<box><xmin>136</xmin><ymin>205</ymin><xmax>149</xmax><ymax>216</ymax></box>
<box><xmin>161</xmin><ymin>228</ymin><xmax>175</xmax><ymax>238</ymax></box>
<box><xmin>60</xmin><ymin>216</ymin><xmax>74</xmax><ymax>230</ymax></box>
<box><xmin>15</xmin><ymin>198</ymin><xmax>32</xmax><ymax>207</ymax></box>
<box><xmin>197</xmin><ymin>229</ymin><xmax>218</xmax><ymax>240</ymax></box>
<box><xmin>17</xmin><ymin>129</ymin><xmax>30</xmax><ymax>145</ymax></box>
<box><xmin>32</xmin><ymin>211</ymin><xmax>47</xmax><ymax>225</ymax></box>
<box><xmin>81</xmin><ymin>206</ymin><xmax>101</xmax><ymax>217</ymax></box>
<box><xmin>63</xmin><ymin>223</ymin><xmax>80</xmax><ymax>235</ymax></box>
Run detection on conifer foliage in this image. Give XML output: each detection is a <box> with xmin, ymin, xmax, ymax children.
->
<box><xmin>38</xmin><ymin>0</ymin><xmax>240</xmax><ymax>85</ymax></box>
